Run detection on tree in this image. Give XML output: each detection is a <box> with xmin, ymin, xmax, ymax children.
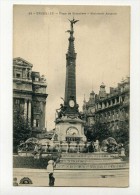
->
<box><xmin>84</xmin><ymin>120</ymin><xmax>129</xmax><ymax>146</ymax></box>
<box><xmin>93</xmin><ymin>122</ymin><xmax>112</xmax><ymax>142</ymax></box>
<box><xmin>13</xmin><ymin>112</ymin><xmax>31</xmax><ymax>153</ymax></box>
<box><xmin>84</xmin><ymin>122</ymin><xmax>112</xmax><ymax>142</ymax></box>
<box><xmin>113</xmin><ymin>121</ymin><xmax>129</xmax><ymax>144</ymax></box>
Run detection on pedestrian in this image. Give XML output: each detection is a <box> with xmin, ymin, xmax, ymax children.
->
<box><xmin>49</xmin><ymin>173</ymin><xmax>55</xmax><ymax>187</ymax></box>
<box><xmin>47</xmin><ymin>160</ymin><xmax>54</xmax><ymax>173</ymax></box>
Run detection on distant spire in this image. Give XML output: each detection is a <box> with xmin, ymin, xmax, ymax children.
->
<box><xmin>100</xmin><ymin>82</ymin><xmax>105</xmax><ymax>88</ymax></box>
<box><xmin>99</xmin><ymin>82</ymin><xmax>106</xmax><ymax>99</ymax></box>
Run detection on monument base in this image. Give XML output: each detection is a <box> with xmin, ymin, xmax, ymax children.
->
<box><xmin>55</xmin><ymin>115</ymin><xmax>86</xmax><ymax>142</ymax></box>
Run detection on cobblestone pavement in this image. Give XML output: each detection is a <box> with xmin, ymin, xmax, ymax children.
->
<box><xmin>13</xmin><ymin>168</ymin><xmax>129</xmax><ymax>187</ymax></box>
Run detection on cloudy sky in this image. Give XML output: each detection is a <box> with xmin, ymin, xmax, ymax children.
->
<box><xmin>13</xmin><ymin>5</ymin><xmax>130</xmax><ymax>130</ymax></box>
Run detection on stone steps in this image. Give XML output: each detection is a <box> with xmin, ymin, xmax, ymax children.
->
<box><xmin>60</xmin><ymin>158</ymin><xmax>122</xmax><ymax>163</ymax></box>
<box><xmin>55</xmin><ymin>162</ymin><xmax>128</xmax><ymax>170</ymax></box>
<box><xmin>60</xmin><ymin>152</ymin><xmax>119</xmax><ymax>159</ymax></box>
<box><xmin>60</xmin><ymin>156</ymin><xmax>116</xmax><ymax>160</ymax></box>
<box><xmin>55</xmin><ymin>152</ymin><xmax>128</xmax><ymax>170</ymax></box>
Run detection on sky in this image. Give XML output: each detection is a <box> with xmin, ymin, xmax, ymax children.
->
<box><xmin>13</xmin><ymin>5</ymin><xmax>130</xmax><ymax>130</ymax></box>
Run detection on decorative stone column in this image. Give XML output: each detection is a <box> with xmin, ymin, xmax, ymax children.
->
<box><xmin>96</xmin><ymin>104</ymin><xmax>98</xmax><ymax>110</ymax></box>
<box><xmin>24</xmin><ymin>99</ymin><xmax>28</xmax><ymax>119</ymax></box>
<box><xmin>28</xmin><ymin>100</ymin><xmax>31</xmax><ymax>126</ymax></box>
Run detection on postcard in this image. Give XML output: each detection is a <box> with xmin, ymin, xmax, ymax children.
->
<box><xmin>13</xmin><ymin>5</ymin><xmax>130</xmax><ymax>187</ymax></box>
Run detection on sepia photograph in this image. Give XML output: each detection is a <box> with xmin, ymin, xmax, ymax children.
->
<box><xmin>13</xmin><ymin>5</ymin><xmax>130</xmax><ymax>187</ymax></box>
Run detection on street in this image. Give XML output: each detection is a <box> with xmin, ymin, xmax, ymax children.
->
<box><xmin>13</xmin><ymin>168</ymin><xmax>129</xmax><ymax>187</ymax></box>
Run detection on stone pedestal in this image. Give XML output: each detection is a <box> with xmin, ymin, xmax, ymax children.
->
<box><xmin>55</xmin><ymin>116</ymin><xmax>86</xmax><ymax>142</ymax></box>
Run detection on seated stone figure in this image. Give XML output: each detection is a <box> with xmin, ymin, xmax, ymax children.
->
<box><xmin>94</xmin><ymin>139</ymin><xmax>99</xmax><ymax>152</ymax></box>
<box><xmin>56</xmin><ymin>104</ymin><xmax>67</xmax><ymax>119</ymax></box>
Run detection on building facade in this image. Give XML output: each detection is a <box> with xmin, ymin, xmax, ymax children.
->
<box><xmin>13</xmin><ymin>57</ymin><xmax>48</xmax><ymax>136</ymax></box>
<box><xmin>83</xmin><ymin>77</ymin><xmax>129</xmax><ymax>131</ymax></box>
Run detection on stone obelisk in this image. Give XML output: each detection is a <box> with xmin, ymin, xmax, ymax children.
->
<box><xmin>64</xmin><ymin>19</ymin><xmax>78</xmax><ymax>115</ymax></box>
<box><xmin>55</xmin><ymin>19</ymin><xmax>86</xmax><ymax>142</ymax></box>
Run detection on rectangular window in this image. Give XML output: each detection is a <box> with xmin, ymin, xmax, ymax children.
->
<box><xmin>16</xmin><ymin>73</ymin><xmax>21</xmax><ymax>78</ymax></box>
<box><xmin>15</xmin><ymin>99</ymin><xmax>20</xmax><ymax>105</ymax></box>
<box><xmin>33</xmin><ymin>119</ymin><xmax>39</xmax><ymax>127</ymax></box>
<box><xmin>112</xmin><ymin>99</ymin><xmax>115</xmax><ymax>104</ymax></box>
<box><xmin>117</xmin><ymin>97</ymin><xmax>119</xmax><ymax>103</ymax></box>
<box><xmin>36</xmin><ymin>119</ymin><xmax>39</xmax><ymax>127</ymax></box>
<box><xmin>33</xmin><ymin>119</ymin><xmax>36</xmax><ymax>127</ymax></box>
<box><xmin>122</xmin><ymin>96</ymin><xmax>125</xmax><ymax>102</ymax></box>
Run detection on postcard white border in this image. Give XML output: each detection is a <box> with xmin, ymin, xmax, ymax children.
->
<box><xmin>1</xmin><ymin>0</ymin><xmax>140</xmax><ymax>195</ymax></box>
